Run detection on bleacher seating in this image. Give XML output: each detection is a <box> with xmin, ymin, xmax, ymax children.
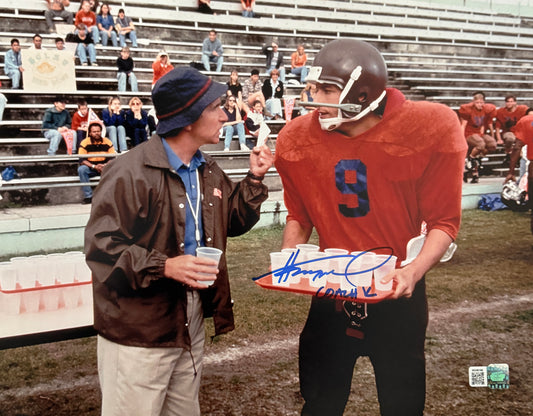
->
<box><xmin>1</xmin><ymin>0</ymin><xmax>530</xmax><ymax>206</ymax></box>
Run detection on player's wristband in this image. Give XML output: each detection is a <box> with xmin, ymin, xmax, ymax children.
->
<box><xmin>246</xmin><ymin>170</ymin><xmax>264</xmax><ymax>181</ymax></box>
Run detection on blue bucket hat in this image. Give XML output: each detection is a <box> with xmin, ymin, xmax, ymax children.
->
<box><xmin>152</xmin><ymin>67</ymin><xmax>227</xmax><ymax>137</ymax></box>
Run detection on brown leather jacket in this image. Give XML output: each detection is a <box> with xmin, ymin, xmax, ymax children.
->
<box><xmin>85</xmin><ymin>136</ymin><xmax>268</xmax><ymax>348</ymax></box>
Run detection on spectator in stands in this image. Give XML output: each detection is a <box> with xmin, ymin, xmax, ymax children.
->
<box><xmin>55</xmin><ymin>37</ymin><xmax>65</xmax><ymax>50</ymax></box>
<box><xmin>262</xmin><ymin>41</ymin><xmax>285</xmax><ymax>82</ymax></box>
<box><xmin>85</xmin><ymin>67</ymin><xmax>271</xmax><ymax>416</ymax></box>
<box><xmin>4</xmin><ymin>39</ymin><xmax>23</xmax><ymax>89</ymax></box>
<box><xmin>262</xmin><ymin>68</ymin><xmax>283</xmax><ymax>120</ymax></box>
<box><xmin>245</xmin><ymin>100</ymin><xmax>265</xmax><ymax>147</ymax></box>
<box><xmin>290</xmin><ymin>44</ymin><xmax>308</xmax><ymax>84</ymax></box>
<box><xmin>88</xmin><ymin>0</ymin><xmax>99</xmax><ymax>12</ymax></box>
<box><xmin>45</xmin><ymin>0</ymin><xmax>74</xmax><ymax>33</ymax></box>
<box><xmin>29</xmin><ymin>34</ymin><xmax>43</xmax><ymax>50</ymax></box>
<box><xmin>42</xmin><ymin>96</ymin><xmax>72</xmax><ymax>155</ymax></box>
<box><xmin>241</xmin><ymin>0</ymin><xmax>256</xmax><ymax>17</ymax></box>
<box><xmin>242</xmin><ymin>68</ymin><xmax>265</xmax><ymax>107</ymax></box>
<box><xmin>222</xmin><ymin>95</ymin><xmax>249</xmax><ymax>152</ymax></box>
<box><xmin>72</xmin><ymin>24</ymin><xmax>98</xmax><ymax>66</ymax></box>
<box><xmin>117</xmin><ymin>46</ymin><xmax>138</xmax><ymax>92</ymax></box>
<box><xmin>152</xmin><ymin>50</ymin><xmax>174</xmax><ymax>86</ymax></box>
<box><xmin>0</xmin><ymin>82</ymin><xmax>6</xmax><ymax>121</ymax></box>
<box><xmin>299</xmin><ymin>81</ymin><xmax>316</xmax><ymax>116</ymax></box>
<box><xmin>71</xmin><ymin>99</ymin><xmax>90</xmax><ymax>152</ymax></box>
<box><xmin>495</xmin><ymin>95</ymin><xmax>528</xmax><ymax>166</ymax></box>
<box><xmin>458</xmin><ymin>91</ymin><xmax>496</xmax><ymax>183</ymax></box>
<box><xmin>115</xmin><ymin>8</ymin><xmax>138</xmax><ymax>48</ymax></box>
<box><xmin>102</xmin><ymin>96</ymin><xmax>128</xmax><ymax>153</ymax></box>
<box><xmin>78</xmin><ymin>122</ymin><xmax>115</xmax><ymax>204</ymax></box>
<box><xmin>75</xmin><ymin>0</ymin><xmax>99</xmax><ymax>44</ymax></box>
<box><xmin>124</xmin><ymin>97</ymin><xmax>148</xmax><ymax>147</ymax></box>
<box><xmin>198</xmin><ymin>0</ymin><xmax>216</xmax><ymax>14</ymax></box>
<box><xmin>201</xmin><ymin>29</ymin><xmax>223</xmax><ymax>73</ymax></box>
<box><xmin>226</xmin><ymin>69</ymin><xmax>243</xmax><ymax>104</ymax></box>
<box><xmin>97</xmin><ymin>3</ymin><xmax>118</xmax><ymax>47</ymax></box>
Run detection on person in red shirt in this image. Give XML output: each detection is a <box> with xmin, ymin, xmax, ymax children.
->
<box><xmin>71</xmin><ymin>99</ymin><xmax>89</xmax><ymax>152</ymax></box>
<box><xmin>75</xmin><ymin>0</ymin><xmax>99</xmax><ymax>43</ymax></box>
<box><xmin>458</xmin><ymin>91</ymin><xmax>497</xmax><ymax>183</ymax></box>
<box><xmin>152</xmin><ymin>50</ymin><xmax>174</xmax><ymax>86</ymax></box>
<box><xmin>275</xmin><ymin>39</ymin><xmax>465</xmax><ymax>416</ymax></box>
<box><xmin>495</xmin><ymin>95</ymin><xmax>528</xmax><ymax>164</ymax></box>
<box><xmin>506</xmin><ymin>109</ymin><xmax>533</xmax><ymax>233</ymax></box>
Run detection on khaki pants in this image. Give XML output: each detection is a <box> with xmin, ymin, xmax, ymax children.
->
<box><xmin>97</xmin><ymin>291</ymin><xmax>205</xmax><ymax>416</ymax></box>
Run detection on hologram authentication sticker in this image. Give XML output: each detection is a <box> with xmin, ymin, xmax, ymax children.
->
<box><xmin>469</xmin><ymin>364</ymin><xmax>509</xmax><ymax>389</ymax></box>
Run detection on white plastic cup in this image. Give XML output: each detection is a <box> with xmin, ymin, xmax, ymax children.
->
<box><xmin>349</xmin><ymin>251</ymin><xmax>376</xmax><ymax>288</ymax></box>
<box><xmin>2</xmin><ymin>292</ymin><xmax>21</xmax><ymax>315</ymax></box>
<box><xmin>60</xmin><ymin>254</ymin><xmax>77</xmax><ymax>284</ymax></box>
<box><xmin>75</xmin><ymin>258</ymin><xmax>92</xmax><ymax>282</ymax></box>
<box><xmin>196</xmin><ymin>247</ymin><xmax>222</xmax><ymax>286</ymax></box>
<box><xmin>80</xmin><ymin>283</ymin><xmax>93</xmax><ymax>306</ymax></box>
<box><xmin>295</xmin><ymin>244</ymin><xmax>319</xmax><ymax>262</ymax></box>
<box><xmin>270</xmin><ymin>252</ymin><xmax>292</xmax><ymax>286</ymax></box>
<box><xmin>22</xmin><ymin>291</ymin><xmax>41</xmax><ymax>313</ymax></box>
<box><xmin>0</xmin><ymin>261</ymin><xmax>17</xmax><ymax>291</ymax></box>
<box><xmin>324</xmin><ymin>249</ymin><xmax>350</xmax><ymax>285</ymax></box>
<box><xmin>62</xmin><ymin>286</ymin><xmax>81</xmax><ymax>309</ymax></box>
<box><xmin>42</xmin><ymin>287</ymin><xmax>60</xmax><ymax>311</ymax></box>
<box><xmin>305</xmin><ymin>251</ymin><xmax>329</xmax><ymax>288</ymax></box>
<box><xmin>10</xmin><ymin>257</ymin><xmax>37</xmax><ymax>289</ymax></box>
<box><xmin>374</xmin><ymin>255</ymin><xmax>397</xmax><ymax>291</ymax></box>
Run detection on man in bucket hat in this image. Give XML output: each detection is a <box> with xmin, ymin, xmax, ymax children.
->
<box><xmin>85</xmin><ymin>67</ymin><xmax>273</xmax><ymax>415</ymax></box>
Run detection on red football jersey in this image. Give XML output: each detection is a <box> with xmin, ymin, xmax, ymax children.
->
<box><xmin>511</xmin><ymin>114</ymin><xmax>533</xmax><ymax>160</ymax></box>
<box><xmin>495</xmin><ymin>105</ymin><xmax>528</xmax><ymax>133</ymax></box>
<box><xmin>458</xmin><ymin>103</ymin><xmax>496</xmax><ymax>137</ymax></box>
<box><xmin>275</xmin><ymin>89</ymin><xmax>466</xmax><ymax>261</ymax></box>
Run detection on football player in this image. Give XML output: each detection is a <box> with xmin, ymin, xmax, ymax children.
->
<box><xmin>458</xmin><ymin>91</ymin><xmax>497</xmax><ymax>183</ymax></box>
<box><xmin>505</xmin><ymin>108</ymin><xmax>533</xmax><ymax>234</ymax></box>
<box><xmin>274</xmin><ymin>39</ymin><xmax>466</xmax><ymax>416</ymax></box>
<box><xmin>494</xmin><ymin>95</ymin><xmax>528</xmax><ymax>165</ymax></box>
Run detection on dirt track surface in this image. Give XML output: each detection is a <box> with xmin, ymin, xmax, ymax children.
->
<box><xmin>2</xmin><ymin>293</ymin><xmax>531</xmax><ymax>415</ymax></box>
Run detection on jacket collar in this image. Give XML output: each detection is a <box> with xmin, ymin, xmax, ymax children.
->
<box><xmin>143</xmin><ymin>135</ymin><xmax>216</xmax><ymax>171</ymax></box>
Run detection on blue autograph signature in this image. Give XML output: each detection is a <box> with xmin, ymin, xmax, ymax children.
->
<box><xmin>253</xmin><ymin>248</ymin><xmax>394</xmax><ymax>300</ymax></box>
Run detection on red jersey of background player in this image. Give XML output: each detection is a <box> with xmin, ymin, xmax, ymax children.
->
<box><xmin>275</xmin><ymin>89</ymin><xmax>466</xmax><ymax>261</ymax></box>
<box><xmin>511</xmin><ymin>114</ymin><xmax>533</xmax><ymax>160</ymax></box>
<box><xmin>495</xmin><ymin>104</ymin><xmax>528</xmax><ymax>133</ymax></box>
<box><xmin>458</xmin><ymin>102</ymin><xmax>496</xmax><ymax>137</ymax></box>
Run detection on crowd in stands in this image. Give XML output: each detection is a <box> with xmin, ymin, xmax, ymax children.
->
<box><xmin>2</xmin><ymin>4</ymin><xmax>530</xmax><ymax>205</ymax></box>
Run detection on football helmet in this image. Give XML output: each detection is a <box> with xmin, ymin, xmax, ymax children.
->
<box><xmin>305</xmin><ymin>39</ymin><xmax>388</xmax><ymax>131</ymax></box>
<box><xmin>501</xmin><ymin>180</ymin><xmax>528</xmax><ymax>211</ymax></box>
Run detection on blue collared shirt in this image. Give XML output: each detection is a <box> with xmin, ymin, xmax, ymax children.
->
<box><xmin>162</xmin><ymin>138</ymin><xmax>205</xmax><ymax>255</ymax></box>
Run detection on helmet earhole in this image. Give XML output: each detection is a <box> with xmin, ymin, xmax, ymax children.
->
<box><xmin>358</xmin><ymin>93</ymin><xmax>367</xmax><ymax>103</ymax></box>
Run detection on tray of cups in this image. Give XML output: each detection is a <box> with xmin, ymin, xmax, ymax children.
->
<box><xmin>254</xmin><ymin>246</ymin><xmax>396</xmax><ymax>304</ymax></box>
<box><xmin>0</xmin><ymin>252</ymin><xmax>93</xmax><ymax>314</ymax></box>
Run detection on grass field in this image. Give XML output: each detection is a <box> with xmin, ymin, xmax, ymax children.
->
<box><xmin>0</xmin><ymin>209</ymin><xmax>531</xmax><ymax>415</ymax></box>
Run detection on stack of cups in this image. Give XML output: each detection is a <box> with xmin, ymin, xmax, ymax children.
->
<box><xmin>11</xmin><ymin>256</ymin><xmax>40</xmax><ymax>313</ymax></box>
<box><xmin>0</xmin><ymin>261</ymin><xmax>20</xmax><ymax>315</ymax></box>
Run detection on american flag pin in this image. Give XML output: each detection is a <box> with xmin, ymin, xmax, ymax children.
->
<box><xmin>213</xmin><ymin>188</ymin><xmax>222</xmax><ymax>199</ymax></box>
